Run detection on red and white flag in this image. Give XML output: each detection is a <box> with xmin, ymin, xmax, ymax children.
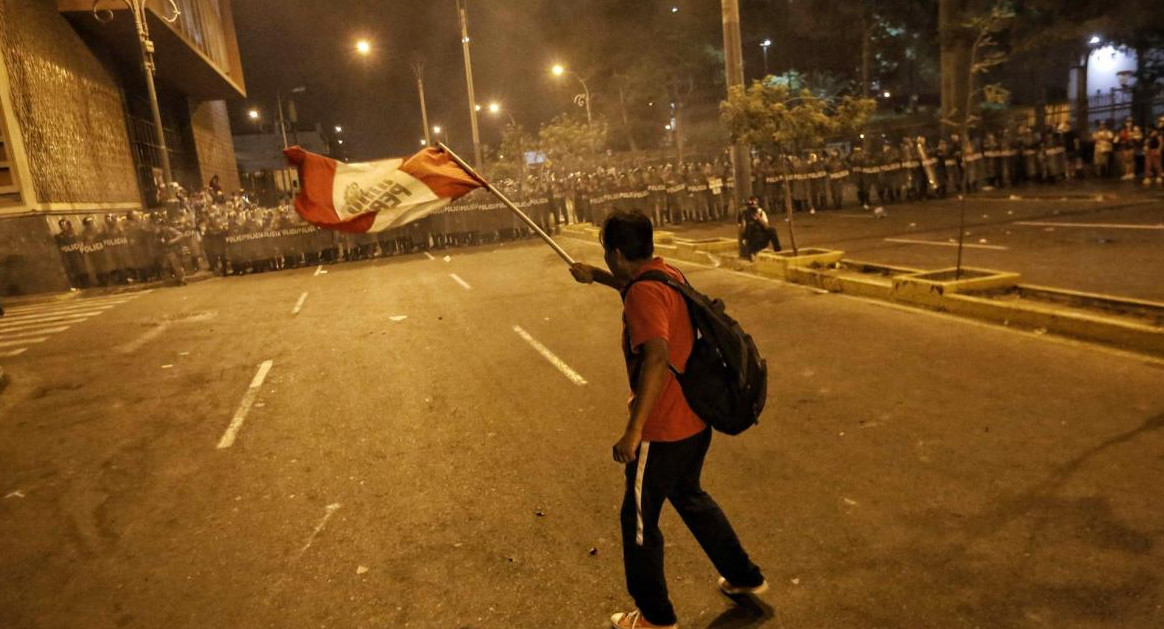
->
<box><xmin>283</xmin><ymin>146</ymin><xmax>483</xmax><ymax>233</ymax></box>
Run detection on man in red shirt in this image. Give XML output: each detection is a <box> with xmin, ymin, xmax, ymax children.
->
<box><xmin>571</xmin><ymin>210</ymin><xmax>767</xmax><ymax>629</ymax></box>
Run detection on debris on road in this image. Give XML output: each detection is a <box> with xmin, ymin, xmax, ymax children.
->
<box><xmin>161</xmin><ymin>364</ymin><xmax>173</xmax><ymax>369</ymax></box>
<box><xmin>5</xmin><ymin>490</ymin><xmax>25</xmax><ymax>499</ymax></box>
<box><xmin>589</xmin><ymin>547</ymin><xmax>599</xmax><ymax>556</ymax></box>
<box><xmin>389</xmin><ymin>315</ymin><xmax>407</xmax><ymax>322</ymax></box>
<box><xmin>356</xmin><ymin>565</ymin><xmax>369</xmax><ymax>575</ymax></box>
<box><xmin>443</xmin><ymin>255</ymin><xmax>452</xmax><ymax>262</ymax></box>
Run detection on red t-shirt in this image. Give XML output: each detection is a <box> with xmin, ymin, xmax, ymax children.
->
<box><xmin>622</xmin><ymin>258</ymin><xmax>707</xmax><ymax>442</ymax></box>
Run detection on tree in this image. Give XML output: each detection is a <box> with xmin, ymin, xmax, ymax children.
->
<box><xmin>941</xmin><ymin>2</ymin><xmax>1013</xmax><ymax>146</ymax></box>
<box><xmin>536</xmin><ymin>115</ymin><xmax>607</xmax><ymax>172</ymax></box>
<box><xmin>721</xmin><ymin>81</ymin><xmax>875</xmax><ymax>253</ymax></box>
<box><xmin>491</xmin><ymin>123</ymin><xmax>532</xmax><ymax>184</ymax></box>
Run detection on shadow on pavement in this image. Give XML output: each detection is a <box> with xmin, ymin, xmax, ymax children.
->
<box><xmin>706</xmin><ymin>593</ymin><xmax>777</xmax><ymax>628</ymax></box>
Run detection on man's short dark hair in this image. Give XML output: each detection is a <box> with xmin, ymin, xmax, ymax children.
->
<box><xmin>600</xmin><ymin>210</ymin><xmax>654</xmax><ymax>261</ymax></box>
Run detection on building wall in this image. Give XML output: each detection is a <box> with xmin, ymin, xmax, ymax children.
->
<box><xmin>0</xmin><ymin>0</ymin><xmax>139</xmax><ymax>207</ymax></box>
<box><xmin>190</xmin><ymin>99</ymin><xmax>240</xmax><ymax>191</ymax></box>
<box><xmin>0</xmin><ymin>214</ymin><xmax>69</xmax><ymax>296</ymax></box>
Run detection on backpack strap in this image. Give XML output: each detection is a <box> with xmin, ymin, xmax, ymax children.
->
<box><xmin>620</xmin><ymin>268</ymin><xmax>696</xmax><ymax>377</ymax></box>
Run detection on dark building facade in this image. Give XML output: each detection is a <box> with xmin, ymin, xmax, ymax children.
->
<box><xmin>0</xmin><ymin>0</ymin><xmax>245</xmax><ymax>296</ymax></box>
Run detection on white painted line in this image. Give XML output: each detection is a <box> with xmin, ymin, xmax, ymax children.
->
<box><xmin>0</xmin><ymin>348</ymin><xmax>28</xmax><ymax>358</ymax></box>
<box><xmin>0</xmin><ymin>337</ymin><xmax>47</xmax><ymax>348</ymax></box>
<box><xmin>299</xmin><ymin>503</ymin><xmax>342</xmax><ymax>555</ymax></box>
<box><xmin>117</xmin><ymin>322</ymin><xmax>171</xmax><ymax>354</ymax></box>
<box><xmin>835</xmin><ymin>213</ymin><xmax>877</xmax><ymax>219</ymax></box>
<box><xmin>423</xmin><ymin>251</ymin><xmax>436</xmax><ymax>260</ymax></box>
<box><xmin>313</xmin><ymin>265</ymin><xmax>324</xmax><ymax>277</ymax></box>
<box><xmin>1015</xmin><ymin>221</ymin><xmax>1164</xmax><ymax>231</ymax></box>
<box><xmin>217</xmin><ymin>359</ymin><xmax>275</xmax><ymax>449</ymax></box>
<box><xmin>291</xmin><ymin>292</ymin><xmax>308</xmax><ymax>315</ymax></box>
<box><xmin>0</xmin><ymin>316</ymin><xmax>92</xmax><ymax>334</ymax></box>
<box><xmin>512</xmin><ymin>325</ymin><xmax>587</xmax><ymax>386</ymax></box>
<box><xmin>884</xmin><ymin>238</ymin><xmax>1009</xmax><ymax>251</ymax></box>
<box><xmin>449</xmin><ymin>273</ymin><xmax>472</xmax><ymax>290</ymax></box>
<box><xmin>0</xmin><ymin>307</ymin><xmax>111</xmax><ymax>324</ymax></box>
<box><xmin>4</xmin><ymin>301</ymin><xmax>125</xmax><ymax>316</ymax></box>
<box><xmin>0</xmin><ymin>326</ymin><xmax>69</xmax><ymax>340</ymax></box>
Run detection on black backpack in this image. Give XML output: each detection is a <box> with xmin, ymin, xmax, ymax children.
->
<box><xmin>623</xmin><ymin>270</ymin><xmax>768</xmax><ymax>435</ymax></box>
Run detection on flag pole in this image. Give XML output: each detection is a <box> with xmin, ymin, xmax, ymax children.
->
<box><xmin>438</xmin><ymin>142</ymin><xmax>576</xmax><ymax>266</ymax></box>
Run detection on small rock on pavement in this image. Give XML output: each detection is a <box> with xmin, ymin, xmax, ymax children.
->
<box><xmin>535</xmin><ymin>510</ymin><xmax>545</xmax><ymax>517</ymax></box>
<box><xmin>589</xmin><ymin>547</ymin><xmax>599</xmax><ymax>556</ymax></box>
<box><xmin>791</xmin><ymin>577</ymin><xmax>800</xmax><ymax>585</ymax></box>
<box><xmin>356</xmin><ymin>565</ymin><xmax>369</xmax><ymax>575</ymax></box>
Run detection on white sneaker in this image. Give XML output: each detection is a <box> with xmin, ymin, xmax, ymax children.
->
<box><xmin>718</xmin><ymin>577</ymin><xmax>770</xmax><ymax>596</ymax></box>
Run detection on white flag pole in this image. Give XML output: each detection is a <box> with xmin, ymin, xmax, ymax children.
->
<box><xmin>438</xmin><ymin>142</ymin><xmax>576</xmax><ymax>266</ymax></box>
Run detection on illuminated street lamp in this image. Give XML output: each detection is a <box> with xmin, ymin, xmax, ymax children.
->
<box><xmin>335</xmin><ymin>125</ymin><xmax>343</xmax><ymax>133</ymax></box>
<box><xmin>550</xmin><ymin>63</ymin><xmax>592</xmax><ymax>125</ymax></box>
<box><xmin>355</xmin><ymin>39</ymin><xmax>371</xmax><ymax>56</ymax></box>
<box><xmin>248</xmin><ymin>109</ymin><xmax>260</xmax><ymax>120</ymax></box>
<box><xmin>760</xmin><ymin>39</ymin><xmax>771</xmax><ymax>76</ymax></box>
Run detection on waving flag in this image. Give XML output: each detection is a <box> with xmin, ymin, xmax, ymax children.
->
<box><xmin>284</xmin><ymin>146</ymin><xmax>483</xmax><ymax>233</ymax></box>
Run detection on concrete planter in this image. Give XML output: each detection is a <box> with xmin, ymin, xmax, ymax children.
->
<box><xmin>755</xmin><ymin>248</ymin><xmax>845</xmax><ymax>280</ymax></box>
<box><xmin>892</xmin><ymin>268</ymin><xmax>1020</xmax><ymax>307</ymax></box>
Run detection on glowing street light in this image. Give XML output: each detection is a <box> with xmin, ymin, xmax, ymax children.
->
<box><xmin>433</xmin><ymin>125</ymin><xmax>442</xmax><ymax>135</ymax></box>
<box><xmin>335</xmin><ymin>125</ymin><xmax>343</xmax><ymax>133</ymax></box>
<box><xmin>551</xmin><ymin>64</ymin><xmax>565</xmax><ymax>77</ymax></box>
<box><xmin>488</xmin><ymin>102</ymin><xmax>500</xmax><ymax>114</ymax></box>
<box><xmin>248</xmin><ymin>109</ymin><xmax>260</xmax><ymax>120</ymax></box>
<box><xmin>1089</xmin><ymin>35</ymin><xmax>1102</xmax><ymax>45</ymax></box>
<box><xmin>760</xmin><ymin>38</ymin><xmax>772</xmax><ymax>76</ymax></box>
<box><xmin>355</xmin><ymin>39</ymin><xmax>371</xmax><ymax>55</ymax></box>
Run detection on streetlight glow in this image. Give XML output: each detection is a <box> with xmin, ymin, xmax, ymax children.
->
<box><xmin>335</xmin><ymin>125</ymin><xmax>343</xmax><ymax>133</ymax></box>
<box><xmin>761</xmin><ymin>39</ymin><xmax>771</xmax><ymax>48</ymax></box>
<box><xmin>488</xmin><ymin>102</ymin><xmax>500</xmax><ymax>114</ymax></box>
<box><xmin>1089</xmin><ymin>35</ymin><xmax>1101</xmax><ymax>45</ymax></box>
<box><xmin>247</xmin><ymin>109</ymin><xmax>259</xmax><ymax>120</ymax></box>
<box><xmin>433</xmin><ymin>125</ymin><xmax>442</xmax><ymax>134</ymax></box>
<box><xmin>355</xmin><ymin>39</ymin><xmax>371</xmax><ymax>55</ymax></box>
<box><xmin>552</xmin><ymin>64</ymin><xmax>564</xmax><ymax>76</ymax></box>
<box><xmin>475</xmin><ymin>104</ymin><xmax>482</xmax><ymax>112</ymax></box>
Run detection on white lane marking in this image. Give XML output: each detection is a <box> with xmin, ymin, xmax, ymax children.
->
<box><xmin>313</xmin><ymin>265</ymin><xmax>324</xmax><ymax>277</ymax></box>
<box><xmin>117</xmin><ymin>322</ymin><xmax>171</xmax><ymax>354</ymax></box>
<box><xmin>4</xmin><ymin>292</ymin><xmax>143</xmax><ymax>312</ymax></box>
<box><xmin>449</xmin><ymin>273</ymin><xmax>472</xmax><ymax>290</ymax></box>
<box><xmin>0</xmin><ymin>307</ymin><xmax>112</xmax><ymax>324</ymax></box>
<box><xmin>884</xmin><ymin>238</ymin><xmax>1009</xmax><ymax>251</ymax></box>
<box><xmin>0</xmin><ymin>337</ymin><xmax>47</xmax><ymax>348</ymax></box>
<box><xmin>291</xmin><ymin>292</ymin><xmax>308</xmax><ymax>315</ymax></box>
<box><xmin>216</xmin><ymin>359</ymin><xmax>275</xmax><ymax>449</ymax></box>
<box><xmin>423</xmin><ymin>251</ymin><xmax>436</xmax><ymax>260</ymax></box>
<box><xmin>0</xmin><ymin>316</ymin><xmax>93</xmax><ymax>334</ymax></box>
<box><xmin>1015</xmin><ymin>221</ymin><xmax>1164</xmax><ymax>231</ymax></box>
<box><xmin>512</xmin><ymin>325</ymin><xmax>587</xmax><ymax>386</ymax></box>
<box><xmin>0</xmin><ymin>348</ymin><xmax>29</xmax><ymax>357</ymax></box>
<box><xmin>0</xmin><ymin>326</ymin><xmax>69</xmax><ymax>340</ymax></box>
<box><xmin>4</xmin><ymin>301</ymin><xmax>126</xmax><ymax>316</ymax></box>
<box><xmin>299</xmin><ymin>503</ymin><xmax>342</xmax><ymax>555</ymax></box>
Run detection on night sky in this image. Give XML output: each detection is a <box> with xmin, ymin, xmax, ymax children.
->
<box><xmin>229</xmin><ymin>0</ymin><xmax>644</xmax><ymax>160</ymax></box>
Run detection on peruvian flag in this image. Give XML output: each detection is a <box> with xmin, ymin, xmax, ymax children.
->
<box><xmin>283</xmin><ymin>146</ymin><xmax>483</xmax><ymax>233</ymax></box>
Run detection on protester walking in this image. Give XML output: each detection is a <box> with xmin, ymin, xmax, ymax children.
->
<box><xmin>569</xmin><ymin>211</ymin><xmax>767</xmax><ymax>629</ymax></box>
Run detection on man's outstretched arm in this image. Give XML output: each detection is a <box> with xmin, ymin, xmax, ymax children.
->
<box><xmin>570</xmin><ymin>262</ymin><xmax>622</xmax><ymax>290</ymax></box>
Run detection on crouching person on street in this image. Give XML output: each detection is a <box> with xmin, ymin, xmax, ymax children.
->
<box><xmin>569</xmin><ymin>210</ymin><xmax>767</xmax><ymax>629</ymax></box>
<box><xmin>737</xmin><ymin>196</ymin><xmax>782</xmax><ymax>261</ymax></box>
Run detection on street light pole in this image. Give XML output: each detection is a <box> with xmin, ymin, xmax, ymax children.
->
<box><xmin>721</xmin><ymin>0</ymin><xmax>752</xmax><ymax>201</ymax></box>
<box><xmin>552</xmin><ymin>65</ymin><xmax>592</xmax><ymax>125</ymax></box>
<box><xmin>96</xmin><ymin>0</ymin><xmax>181</xmax><ymax>208</ymax></box>
<box><xmin>761</xmin><ymin>39</ymin><xmax>771</xmax><ymax>77</ymax></box>
<box><xmin>456</xmin><ymin>0</ymin><xmax>484</xmax><ymax>169</ymax></box>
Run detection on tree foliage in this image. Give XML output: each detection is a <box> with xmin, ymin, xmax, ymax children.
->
<box><xmin>720</xmin><ymin>81</ymin><xmax>877</xmax><ymax>151</ymax></box>
<box><xmin>536</xmin><ymin>115</ymin><xmax>608</xmax><ymax>171</ymax></box>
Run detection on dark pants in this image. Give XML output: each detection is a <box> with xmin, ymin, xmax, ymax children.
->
<box><xmin>738</xmin><ymin>223</ymin><xmax>781</xmax><ymax>259</ymax></box>
<box><xmin>621</xmin><ymin>428</ymin><xmax>764</xmax><ymax>625</ymax></box>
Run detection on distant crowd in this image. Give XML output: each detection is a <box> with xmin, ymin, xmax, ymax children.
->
<box><xmin>52</xmin><ymin>115</ymin><xmax>1164</xmax><ymax>290</ymax></box>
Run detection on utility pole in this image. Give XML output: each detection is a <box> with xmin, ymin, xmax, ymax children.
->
<box><xmin>721</xmin><ymin>0</ymin><xmax>752</xmax><ymax>201</ymax></box>
<box><xmin>413</xmin><ymin>61</ymin><xmax>432</xmax><ymax>147</ymax></box>
<box><xmin>456</xmin><ymin>0</ymin><xmax>484</xmax><ymax>169</ymax></box>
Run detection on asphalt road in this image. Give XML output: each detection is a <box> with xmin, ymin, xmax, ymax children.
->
<box><xmin>1</xmin><ymin>236</ymin><xmax>1163</xmax><ymax>628</ymax></box>
<box><xmin>676</xmin><ymin>186</ymin><xmax>1164</xmax><ymax>302</ymax></box>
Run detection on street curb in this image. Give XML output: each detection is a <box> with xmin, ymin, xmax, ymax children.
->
<box><xmin>560</xmin><ymin>227</ymin><xmax>1164</xmax><ymax>359</ymax></box>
